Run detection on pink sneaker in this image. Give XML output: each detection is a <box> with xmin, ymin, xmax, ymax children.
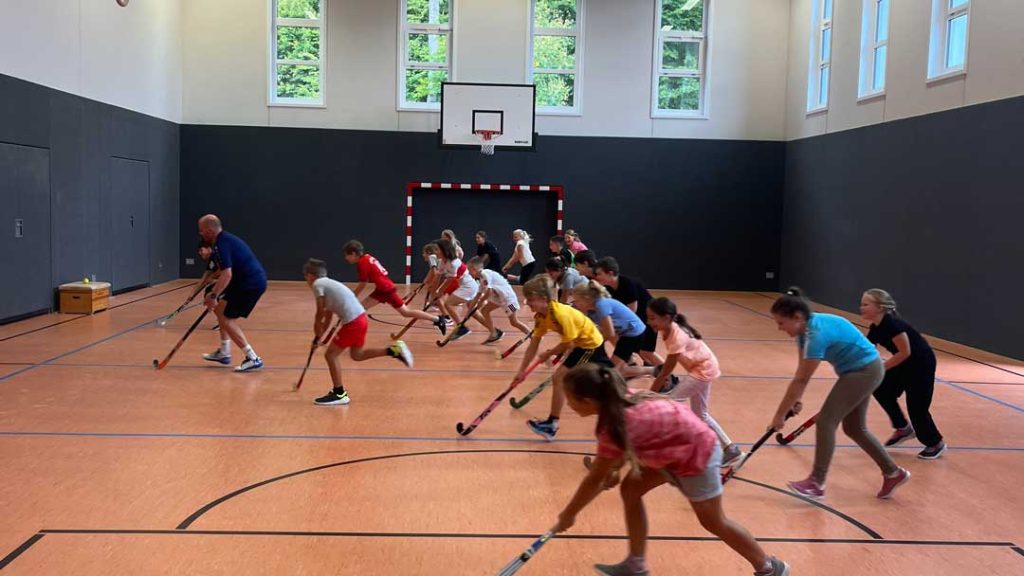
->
<box><xmin>877</xmin><ymin>467</ymin><xmax>911</xmax><ymax>499</ymax></box>
<box><xmin>787</xmin><ymin>476</ymin><xmax>825</xmax><ymax>500</ymax></box>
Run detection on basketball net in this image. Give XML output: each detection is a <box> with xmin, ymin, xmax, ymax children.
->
<box><xmin>475</xmin><ymin>130</ymin><xmax>499</xmax><ymax>156</ymax></box>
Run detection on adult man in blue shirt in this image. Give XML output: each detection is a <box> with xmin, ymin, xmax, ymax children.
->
<box><xmin>198</xmin><ymin>214</ymin><xmax>267</xmax><ymax>372</ymax></box>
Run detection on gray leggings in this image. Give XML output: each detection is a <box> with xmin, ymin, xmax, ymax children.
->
<box><xmin>813</xmin><ymin>357</ymin><xmax>899</xmax><ymax>483</ymax></box>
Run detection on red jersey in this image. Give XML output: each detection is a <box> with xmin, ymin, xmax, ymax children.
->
<box><xmin>357</xmin><ymin>254</ymin><xmax>395</xmax><ymax>292</ymax></box>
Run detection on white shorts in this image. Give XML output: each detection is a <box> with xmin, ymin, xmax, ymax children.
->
<box><xmin>487</xmin><ymin>292</ymin><xmax>519</xmax><ymax>313</ymax></box>
<box><xmin>453</xmin><ymin>284</ymin><xmax>477</xmax><ymax>301</ymax></box>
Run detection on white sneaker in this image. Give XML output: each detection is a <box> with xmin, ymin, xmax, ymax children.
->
<box><xmin>202</xmin><ymin>349</ymin><xmax>232</xmax><ymax>365</ymax></box>
<box><xmin>234</xmin><ymin>356</ymin><xmax>264</xmax><ymax>372</ymax></box>
<box><xmin>390</xmin><ymin>341</ymin><xmax>414</xmax><ymax>368</ymax></box>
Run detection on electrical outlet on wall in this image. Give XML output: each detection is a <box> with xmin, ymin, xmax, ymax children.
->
<box><xmin>765</xmin><ymin>271</ymin><xmax>775</xmax><ymax>279</ymax></box>
<box><xmin>185</xmin><ymin>258</ymin><xmax>195</xmax><ymax>266</ymax></box>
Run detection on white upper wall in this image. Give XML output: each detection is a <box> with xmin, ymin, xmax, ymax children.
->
<box><xmin>0</xmin><ymin>0</ymin><xmax>183</xmax><ymax>123</ymax></box>
<box><xmin>786</xmin><ymin>0</ymin><xmax>1024</xmax><ymax>140</ymax></box>
<box><xmin>182</xmin><ymin>0</ymin><xmax>791</xmax><ymax>141</ymax></box>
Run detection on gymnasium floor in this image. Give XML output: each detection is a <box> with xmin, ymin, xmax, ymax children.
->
<box><xmin>1</xmin><ymin>280</ymin><xmax>1022</xmax><ymax>575</ymax></box>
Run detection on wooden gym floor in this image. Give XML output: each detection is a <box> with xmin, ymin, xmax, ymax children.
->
<box><xmin>0</xmin><ymin>280</ymin><xmax>1022</xmax><ymax>575</ymax></box>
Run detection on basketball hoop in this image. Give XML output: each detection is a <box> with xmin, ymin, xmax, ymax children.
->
<box><xmin>474</xmin><ymin>130</ymin><xmax>500</xmax><ymax>156</ymax></box>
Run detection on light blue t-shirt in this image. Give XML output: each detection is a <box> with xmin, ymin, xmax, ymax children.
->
<box><xmin>588</xmin><ymin>297</ymin><xmax>646</xmax><ymax>338</ymax></box>
<box><xmin>799</xmin><ymin>313</ymin><xmax>879</xmax><ymax>374</ymax></box>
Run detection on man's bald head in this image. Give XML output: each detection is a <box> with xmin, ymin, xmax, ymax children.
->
<box><xmin>198</xmin><ymin>214</ymin><xmax>222</xmax><ymax>242</ymax></box>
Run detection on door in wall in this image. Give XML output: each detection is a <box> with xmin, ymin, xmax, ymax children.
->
<box><xmin>109</xmin><ymin>157</ymin><xmax>150</xmax><ymax>292</ymax></box>
<box><xmin>0</xmin><ymin>143</ymin><xmax>52</xmax><ymax>320</ymax></box>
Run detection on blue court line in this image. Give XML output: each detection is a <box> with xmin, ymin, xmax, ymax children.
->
<box><xmin>938</xmin><ymin>378</ymin><xmax>1024</xmax><ymax>415</ymax></box>
<box><xmin>0</xmin><ymin>430</ymin><xmax>1021</xmax><ymax>452</ymax></box>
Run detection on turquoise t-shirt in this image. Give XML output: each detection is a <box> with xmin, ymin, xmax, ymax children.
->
<box><xmin>588</xmin><ymin>297</ymin><xmax>646</xmax><ymax>338</ymax></box>
<box><xmin>799</xmin><ymin>313</ymin><xmax>879</xmax><ymax>374</ymax></box>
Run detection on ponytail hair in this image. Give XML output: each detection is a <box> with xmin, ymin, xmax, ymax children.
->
<box><xmin>436</xmin><ymin>238</ymin><xmax>458</xmax><ymax>260</ymax></box>
<box><xmin>564</xmin><ymin>364</ymin><xmax>661</xmax><ymax>478</ymax></box>
<box><xmin>513</xmin><ymin>229</ymin><xmax>532</xmax><ymax>243</ymax></box>
<box><xmin>648</xmin><ymin>297</ymin><xmax>702</xmax><ymax>339</ymax></box>
<box><xmin>572</xmin><ymin>279</ymin><xmax>610</xmax><ymax>301</ymax></box>
<box><xmin>863</xmin><ymin>288</ymin><xmax>898</xmax><ymax>316</ymax></box>
<box><xmin>770</xmin><ymin>286</ymin><xmax>812</xmax><ymax>320</ymax></box>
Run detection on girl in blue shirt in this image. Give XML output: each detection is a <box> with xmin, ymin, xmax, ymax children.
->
<box><xmin>571</xmin><ymin>280</ymin><xmax>646</xmax><ymax>379</ymax></box>
<box><xmin>769</xmin><ymin>287</ymin><xmax>910</xmax><ymax>501</ymax></box>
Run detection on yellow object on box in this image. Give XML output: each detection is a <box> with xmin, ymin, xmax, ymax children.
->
<box><xmin>83</xmin><ymin>277</ymin><xmax>90</xmax><ymax>284</ymax></box>
<box><xmin>59</xmin><ymin>281</ymin><xmax>111</xmax><ymax>314</ymax></box>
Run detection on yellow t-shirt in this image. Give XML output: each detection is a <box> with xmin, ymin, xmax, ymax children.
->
<box><xmin>534</xmin><ymin>300</ymin><xmax>604</xmax><ymax>349</ymax></box>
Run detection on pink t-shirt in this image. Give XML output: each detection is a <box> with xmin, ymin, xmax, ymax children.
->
<box><xmin>596</xmin><ymin>397</ymin><xmax>717</xmax><ymax>477</ymax></box>
<box><xmin>569</xmin><ymin>240</ymin><xmax>588</xmax><ymax>253</ymax></box>
<box><xmin>663</xmin><ymin>323</ymin><xmax>721</xmax><ymax>381</ymax></box>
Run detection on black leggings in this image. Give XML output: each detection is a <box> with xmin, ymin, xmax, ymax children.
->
<box><xmin>518</xmin><ymin>261</ymin><xmax>536</xmax><ymax>283</ymax></box>
<box><xmin>872</xmin><ymin>360</ymin><xmax>943</xmax><ymax>447</ymax></box>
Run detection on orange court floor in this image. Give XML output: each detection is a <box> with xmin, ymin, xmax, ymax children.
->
<box><xmin>0</xmin><ymin>280</ymin><xmax>1021</xmax><ymax>575</ymax></box>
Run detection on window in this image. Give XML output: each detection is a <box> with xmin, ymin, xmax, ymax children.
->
<box><xmin>400</xmin><ymin>0</ymin><xmax>453</xmax><ymax>110</ymax></box>
<box><xmin>270</xmin><ymin>0</ymin><xmax>326</xmax><ymax>106</ymax></box>
<box><xmin>928</xmin><ymin>0</ymin><xmax>970</xmax><ymax>80</ymax></box>
<box><xmin>858</xmin><ymin>0</ymin><xmax>889</xmax><ymax>98</ymax></box>
<box><xmin>652</xmin><ymin>0</ymin><xmax>708</xmax><ymax>117</ymax></box>
<box><xmin>530</xmin><ymin>0</ymin><xmax>584</xmax><ymax>114</ymax></box>
<box><xmin>807</xmin><ymin>0</ymin><xmax>833</xmax><ymax>112</ymax></box>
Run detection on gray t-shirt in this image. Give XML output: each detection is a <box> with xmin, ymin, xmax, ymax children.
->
<box><xmin>312</xmin><ymin>277</ymin><xmax>364</xmax><ymax>324</ymax></box>
<box><xmin>559</xmin><ymin>266</ymin><xmax>589</xmax><ymax>292</ymax></box>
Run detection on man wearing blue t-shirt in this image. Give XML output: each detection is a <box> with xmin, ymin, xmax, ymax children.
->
<box><xmin>198</xmin><ymin>214</ymin><xmax>267</xmax><ymax>372</ymax></box>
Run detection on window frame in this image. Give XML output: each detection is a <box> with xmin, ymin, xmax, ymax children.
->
<box><xmin>651</xmin><ymin>0</ymin><xmax>711</xmax><ymax>119</ymax></box>
<box><xmin>528</xmin><ymin>0</ymin><xmax>586</xmax><ymax>117</ymax></box>
<box><xmin>807</xmin><ymin>0</ymin><xmax>833</xmax><ymax>114</ymax></box>
<box><xmin>927</xmin><ymin>0</ymin><xmax>970</xmax><ymax>82</ymax></box>
<box><xmin>397</xmin><ymin>0</ymin><xmax>455</xmax><ymax>112</ymax></box>
<box><xmin>268</xmin><ymin>0</ymin><xmax>327</xmax><ymax>108</ymax></box>
<box><xmin>857</xmin><ymin>0</ymin><xmax>889</xmax><ymax>101</ymax></box>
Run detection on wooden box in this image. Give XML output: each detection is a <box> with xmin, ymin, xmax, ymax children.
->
<box><xmin>59</xmin><ymin>281</ymin><xmax>111</xmax><ymax>314</ymax></box>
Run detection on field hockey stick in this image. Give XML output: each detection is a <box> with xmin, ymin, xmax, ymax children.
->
<box><xmin>508</xmin><ymin>354</ymin><xmax>564</xmax><ymax>409</ymax></box>
<box><xmin>389</xmin><ymin>277</ymin><xmax>450</xmax><ymax>339</ymax></box>
<box><xmin>157</xmin><ymin>280</ymin><xmax>208</xmax><ymax>326</ymax></box>
<box><xmin>294</xmin><ymin>318</ymin><xmax>344</xmax><ymax>391</ymax></box>
<box><xmin>456</xmin><ymin>356</ymin><xmax>548</xmax><ymax>436</ymax></box>
<box><xmin>153</xmin><ymin>307</ymin><xmax>212</xmax><ymax>370</ymax></box>
<box><xmin>721</xmin><ymin>409</ymin><xmax>796</xmax><ymax>484</ymax></box>
<box><xmin>436</xmin><ymin>299</ymin><xmax>486</xmax><ymax>347</ymax></box>
<box><xmin>496</xmin><ymin>530</ymin><xmax>555</xmax><ymax>576</ymax></box>
<box><xmin>402</xmin><ymin>282</ymin><xmax>425</xmax><ymax>304</ymax></box>
<box><xmin>776</xmin><ymin>412</ymin><xmax>818</xmax><ymax>445</ymax></box>
<box><xmin>494</xmin><ymin>329</ymin><xmax>534</xmax><ymax>360</ymax></box>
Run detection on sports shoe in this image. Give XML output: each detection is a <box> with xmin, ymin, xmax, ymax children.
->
<box><xmin>877</xmin><ymin>467</ymin><xmax>911</xmax><ymax>499</ymax></box>
<box><xmin>483</xmin><ymin>329</ymin><xmax>504</xmax><ymax>344</ymax></box>
<box><xmin>451</xmin><ymin>325</ymin><xmax>471</xmax><ymax>341</ymax></box>
<box><xmin>594</xmin><ymin>560</ymin><xmax>649</xmax><ymax>576</ymax></box>
<box><xmin>234</xmin><ymin>356</ymin><xmax>264</xmax><ymax>372</ymax></box>
<box><xmin>787</xmin><ymin>475</ymin><xmax>825</xmax><ymax>500</ymax></box>
<box><xmin>884</xmin><ymin>425</ymin><xmax>915</xmax><ymax>447</ymax></box>
<box><xmin>433</xmin><ymin>316</ymin><xmax>447</xmax><ymax>336</ymax></box>
<box><xmin>721</xmin><ymin>444</ymin><xmax>746</xmax><ymax>468</ymax></box>
<box><xmin>202</xmin><ymin>349</ymin><xmax>232</xmax><ymax>365</ymax></box>
<box><xmin>661</xmin><ymin>374</ymin><xmax>681</xmax><ymax>394</ymax></box>
<box><xmin>917</xmin><ymin>441</ymin><xmax>946</xmax><ymax>460</ymax></box>
<box><xmin>443</xmin><ymin>315</ymin><xmax>454</xmax><ymax>326</ymax></box>
<box><xmin>390</xmin><ymin>340</ymin><xmax>414</xmax><ymax>368</ymax></box>
<box><xmin>314</xmin><ymin>390</ymin><xmax>350</xmax><ymax>405</ymax></box>
<box><xmin>754</xmin><ymin>556</ymin><xmax>790</xmax><ymax>576</ymax></box>
<box><xmin>527</xmin><ymin>418</ymin><xmax>558</xmax><ymax>441</ymax></box>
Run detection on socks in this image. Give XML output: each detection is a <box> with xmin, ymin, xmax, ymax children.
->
<box><xmin>243</xmin><ymin>344</ymin><xmax>258</xmax><ymax>360</ymax></box>
<box><xmin>626</xmin><ymin>556</ymin><xmax>648</xmax><ymax>572</ymax></box>
<box><xmin>219</xmin><ymin>340</ymin><xmax>231</xmax><ymax>355</ymax></box>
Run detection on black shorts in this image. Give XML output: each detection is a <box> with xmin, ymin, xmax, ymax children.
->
<box><xmin>519</xmin><ymin>261</ymin><xmax>536</xmax><ymax>283</ymax></box>
<box><xmin>563</xmin><ymin>345</ymin><xmax>613</xmax><ymax>369</ymax></box>
<box><xmin>223</xmin><ymin>286</ymin><xmax>265</xmax><ymax>319</ymax></box>
<box><xmin>640</xmin><ymin>325</ymin><xmax>658</xmax><ymax>352</ymax></box>
<box><xmin>612</xmin><ymin>334</ymin><xmax>644</xmax><ymax>362</ymax></box>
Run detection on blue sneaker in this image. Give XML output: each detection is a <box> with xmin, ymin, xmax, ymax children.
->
<box><xmin>202</xmin><ymin>349</ymin><xmax>232</xmax><ymax>365</ymax></box>
<box><xmin>234</xmin><ymin>356</ymin><xmax>264</xmax><ymax>372</ymax></box>
<box><xmin>527</xmin><ymin>418</ymin><xmax>558</xmax><ymax>441</ymax></box>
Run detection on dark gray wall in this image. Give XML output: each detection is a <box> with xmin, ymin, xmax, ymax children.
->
<box><xmin>782</xmin><ymin>95</ymin><xmax>1024</xmax><ymax>359</ymax></box>
<box><xmin>180</xmin><ymin>125</ymin><xmax>785</xmax><ymax>290</ymax></box>
<box><xmin>0</xmin><ymin>73</ymin><xmax>179</xmax><ymax>321</ymax></box>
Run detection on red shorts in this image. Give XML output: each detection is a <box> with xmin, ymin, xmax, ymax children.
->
<box><xmin>331</xmin><ymin>313</ymin><xmax>369</xmax><ymax>349</ymax></box>
<box><xmin>371</xmin><ymin>288</ymin><xmax>405</xmax><ymax>309</ymax></box>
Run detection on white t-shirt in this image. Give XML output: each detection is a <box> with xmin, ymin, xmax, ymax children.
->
<box><xmin>312</xmin><ymin>277</ymin><xmax>364</xmax><ymax>324</ymax></box>
<box><xmin>479</xmin><ymin>269</ymin><xmax>517</xmax><ymax>306</ymax></box>
<box><xmin>445</xmin><ymin>258</ymin><xmax>479</xmax><ymax>298</ymax></box>
<box><xmin>517</xmin><ymin>239</ymin><xmax>535</xmax><ymax>266</ymax></box>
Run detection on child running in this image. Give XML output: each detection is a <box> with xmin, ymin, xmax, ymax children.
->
<box><xmin>303</xmin><ymin>258</ymin><xmax>413</xmax><ymax>406</ymax></box>
<box><xmin>546</xmin><ymin>257</ymin><xmax>588</xmax><ymax>303</ymax></box>
<box><xmin>435</xmin><ymin>238</ymin><xmax>480</xmax><ymax>340</ymax></box>
<box><xmin>441</xmin><ymin>229</ymin><xmax>465</xmax><ymax>260</ymax></box>
<box><xmin>343</xmin><ymin>240</ymin><xmax>447</xmax><ymax>335</ymax></box>
<box><xmin>571</xmin><ymin>280</ymin><xmax>647</xmax><ymax>380</ymax></box>
<box><xmin>548</xmin><ymin>235</ymin><xmax>574</xmax><ymax>267</ymax></box>
<box><xmin>466</xmin><ymin>256</ymin><xmax>531</xmax><ymax>344</ymax></box>
<box><xmin>595</xmin><ymin>257</ymin><xmax>664</xmax><ymax>367</ymax></box>
<box><xmin>551</xmin><ymin>364</ymin><xmax>789</xmax><ymax>576</ymax></box>
<box><xmin>643</xmin><ymin>297</ymin><xmax>744</xmax><ymax>467</ymax></box>
<box><xmin>502</xmin><ymin>229</ymin><xmax>536</xmax><ymax>284</ymax></box>
<box><xmin>517</xmin><ymin>275</ymin><xmax>612</xmax><ymax>440</ymax></box>
<box><xmin>564</xmin><ymin>229</ymin><xmax>588</xmax><ymax>254</ymax></box>
<box><xmin>769</xmin><ymin>287</ymin><xmax>911</xmax><ymax>500</ymax></box>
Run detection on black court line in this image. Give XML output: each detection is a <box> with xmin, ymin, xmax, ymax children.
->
<box><xmin>0</xmin><ymin>282</ymin><xmax>196</xmax><ymax>343</ymax></box>
<box><xmin>176</xmin><ymin>449</ymin><xmax>882</xmax><ymax>540</ymax></box>
<box><xmin>0</xmin><ymin>533</ymin><xmax>45</xmax><ymax>571</ymax></box>
<box><xmin>1014</xmin><ymin>546</ymin><xmax>1024</xmax><ymax>557</ymax></box>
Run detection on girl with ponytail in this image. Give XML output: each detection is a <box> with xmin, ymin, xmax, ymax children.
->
<box><xmin>644</xmin><ymin>297</ymin><xmax>743</xmax><ymax>467</ymax></box>
<box><xmin>550</xmin><ymin>364</ymin><xmax>789</xmax><ymax>576</ymax></box>
<box><xmin>572</xmin><ymin>280</ymin><xmax>647</xmax><ymax>379</ymax></box>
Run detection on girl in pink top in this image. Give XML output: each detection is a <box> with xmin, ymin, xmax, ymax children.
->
<box><xmin>564</xmin><ymin>229</ymin><xmax>588</xmax><ymax>253</ymax></box>
<box><xmin>551</xmin><ymin>364</ymin><xmax>789</xmax><ymax>576</ymax></box>
<box><xmin>645</xmin><ymin>297</ymin><xmax>743</xmax><ymax>467</ymax></box>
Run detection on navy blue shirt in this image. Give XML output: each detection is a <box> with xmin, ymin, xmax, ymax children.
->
<box><xmin>213</xmin><ymin>231</ymin><xmax>267</xmax><ymax>292</ymax></box>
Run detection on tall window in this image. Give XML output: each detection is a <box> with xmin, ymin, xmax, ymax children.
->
<box><xmin>858</xmin><ymin>0</ymin><xmax>889</xmax><ymax>98</ymax></box>
<box><xmin>807</xmin><ymin>0</ymin><xmax>833</xmax><ymax>112</ymax></box>
<box><xmin>531</xmin><ymin>0</ymin><xmax>584</xmax><ymax>114</ymax></box>
<box><xmin>653</xmin><ymin>0</ymin><xmax>708</xmax><ymax>117</ymax></box>
<box><xmin>400</xmin><ymin>0</ymin><xmax>453</xmax><ymax>110</ymax></box>
<box><xmin>928</xmin><ymin>0</ymin><xmax>970</xmax><ymax>80</ymax></box>
<box><xmin>270</xmin><ymin>0</ymin><xmax>326</xmax><ymax>106</ymax></box>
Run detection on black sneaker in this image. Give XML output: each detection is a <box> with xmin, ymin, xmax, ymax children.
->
<box><xmin>483</xmin><ymin>329</ymin><xmax>504</xmax><ymax>344</ymax></box>
<box><xmin>451</xmin><ymin>325</ymin><xmax>471</xmax><ymax>341</ymax></box>
<box><xmin>434</xmin><ymin>316</ymin><xmax>447</xmax><ymax>336</ymax></box>
<box><xmin>917</xmin><ymin>441</ymin><xmax>946</xmax><ymax>460</ymax></box>
<box><xmin>884</xmin><ymin>426</ymin><xmax>916</xmax><ymax>447</ymax></box>
<box><xmin>314</xmin><ymin>390</ymin><xmax>350</xmax><ymax>405</ymax></box>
